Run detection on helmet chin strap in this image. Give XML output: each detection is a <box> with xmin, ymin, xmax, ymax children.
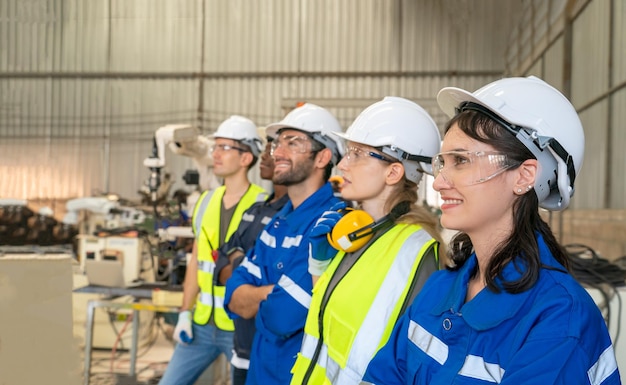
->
<box><xmin>551</xmin><ymin>149</ymin><xmax>572</xmax><ymax>209</ymax></box>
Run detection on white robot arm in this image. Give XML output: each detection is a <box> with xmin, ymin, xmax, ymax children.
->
<box><xmin>143</xmin><ymin>124</ymin><xmax>203</xmax><ymax>169</ymax></box>
<box><xmin>144</xmin><ymin>124</ymin><xmax>219</xmax><ymax>195</ymax></box>
<box><xmin>62</xmin><ymin>197</ymin><xmax>118</xmax><ymax>225</ymax></box>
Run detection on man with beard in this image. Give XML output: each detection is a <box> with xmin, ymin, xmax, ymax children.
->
<box><xmin>225</xmin><ymin>103</ymin><xmax>345</xmax><ymax>385</ymax></box>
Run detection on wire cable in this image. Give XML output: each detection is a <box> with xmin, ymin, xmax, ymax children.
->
<box><xmin>566</xmin><ymin>243</ymin><xmax>626</xmax><ymax>346</ymax></box>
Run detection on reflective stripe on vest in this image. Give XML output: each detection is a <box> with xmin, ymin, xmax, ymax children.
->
<box><xmin>193</xmin><ymin>184</ymin><xmax>267</xmax><ymax>329</ymax></box>
<box><xmin>292</xmin><ymin>225</ymin><xmax>436</xmax><ymax>385</ymax></box>
<box><xmin>192</xmin><ymin>190</ymin><xmax>214</xmax><ymax>237</ymax></box>
<box><xmin>199</xmin><ymin>292</ymin><xmax>226</xmax><ymax>309</ymax></box>
<box><xmin>198</xmin><ymin>260</ymin><xmax>215</xmax><ymax>274</ymax></box>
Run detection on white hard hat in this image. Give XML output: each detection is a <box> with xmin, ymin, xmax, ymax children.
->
<box><xmin>266</xmin><ymin>103</ymin><xmax>345</xmax><ymax>165</ymax></box>
<box><xmin>335</xmin><ymin>96</ymin><xmax>441</xmax><ymax>183</ymax></box>
<box><xmin>213</xmin><ymin>115</ymin><xmax>263</xmax><ymax>157</ymax></box>
<box><xmin>437</xmin><ymin>76</ymin><xmax>584</xmax><ymax>210</ymax></box>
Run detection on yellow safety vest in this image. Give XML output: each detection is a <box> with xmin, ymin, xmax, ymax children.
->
<box><xmin>291</xmin><ymin>224</ymin><xmax>437</xmax><ymax>385</ymax></box>
<box><xmin>192</xmin><ymin>184</ymin><xmax>266</xmax><ymax>330</ymax></box>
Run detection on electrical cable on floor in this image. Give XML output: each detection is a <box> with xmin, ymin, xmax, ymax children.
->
<box><xmin>566</xmin><ymin>243</ymin><xmax>626</xmax><ymax>347</ymax></box>
<box><xmin>110</xmin><ymin>314</ymin><xmax>134</xmax><ymax>373</ymax></box>
<box><xmin>135</xmin><ymin>313</ymin><xmax>162</xmax><ymax>359</ymax></box>
<box><xmin>106</xmin><ymin>308</ymin><xmax>126</xmax><ymax>352</ymax></box>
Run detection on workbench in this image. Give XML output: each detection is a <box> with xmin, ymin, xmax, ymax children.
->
<box><xmin>74</xmin><ymin>284</ymin><xmax>182</xmax><ymax>385</ymax></box>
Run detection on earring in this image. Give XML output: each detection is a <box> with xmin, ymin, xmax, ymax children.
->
<box><xmin>517</xmin><ymin>188</ymin><xmax>522</xmax><ymax>193</ymax></box>
<box><xmin>526</xmin><ymin>185</ymin><xmax>532</xmax><ymax>191</ymax></box>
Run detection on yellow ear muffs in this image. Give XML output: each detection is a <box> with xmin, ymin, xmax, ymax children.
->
<box><xmin>327</xmin><ymin>209</ymin><xmax>376</xmax><ymax>253</ymax></box>
<box><xmin>326</xmin><ymin>201</ymin><xmax>412</xmax><ymax>253</ymax></box>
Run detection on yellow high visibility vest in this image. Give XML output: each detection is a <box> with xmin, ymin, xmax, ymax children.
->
<box><xmin>192</xmin><ymin>184</ymin><xmax>266</xmax><ymax>330</ymax></box>
<box><xmin>291</xmin><ymin>224</ymin><xmax>437</xmax><ymax>385</ymax></box>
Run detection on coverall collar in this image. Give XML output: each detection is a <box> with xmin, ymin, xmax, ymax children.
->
<box><xmin>431</xmin><ymin>233</ymin><xmax>563</xmax><ymax>330</ymax></box>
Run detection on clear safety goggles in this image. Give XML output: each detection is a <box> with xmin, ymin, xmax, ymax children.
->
<box><xmin>270</xmin><ymin>134</ymin><xmax>314</xmax><ymax>156</ymax></box>
<box><xmin>432</xmin><ymin>150</ymin><xmax>519</xmax><ymax>186</ymax></box>
<box><xmin>210</xmin><ymin>143</ymin><xmax>247</xmax><ymax>154</ymax></box>
<box><xmin>343</xmin><ymin>146</ymin><xmax>395</xmax><ymax>166</ymax></box>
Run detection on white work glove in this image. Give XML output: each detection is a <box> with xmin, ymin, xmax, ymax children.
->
<box><xmin>173</xmin><ymin>310</ymin><xmax>193</xmax><ymax>345</ymax></box>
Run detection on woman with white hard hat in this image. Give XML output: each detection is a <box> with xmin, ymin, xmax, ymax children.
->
<box><xmin>291</xmin><ymin>96</ymin><xmax>445</xmax><ymax>385</ymax></box>
<box><xmin>363</xmin><ymin>77</ymin><xmax>621</xmax><ymax>385</ymax></box>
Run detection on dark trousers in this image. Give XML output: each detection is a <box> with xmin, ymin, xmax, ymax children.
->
<box><xmin>232</xmin><ymin>366</ymin><xmax>248</xmax><ymax>385</ymax></box>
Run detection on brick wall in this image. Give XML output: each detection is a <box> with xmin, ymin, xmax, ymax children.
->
<box><xmin>543</xmin><ymin>209</ymin><xmax>626</xmax><ymax>261</ymax></box>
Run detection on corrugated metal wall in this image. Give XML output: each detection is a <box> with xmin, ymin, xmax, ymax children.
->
<box><xmin>507</xmin><ymin>0</ymin><xmax>626</xmax><ymax>210</ymax></box>
<box><xmin>15</xmin><ymin>0</ymin><xmax>625</xmax><ymax>211</ymax></box>
<box><xmin>1</xmin><ymin>0</ymin><xmax>520</xmax><ymax>209</ymax></box>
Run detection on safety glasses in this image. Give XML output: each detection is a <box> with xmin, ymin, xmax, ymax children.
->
<box><xmin>432</xmin><ymin>150</ymin><xmax>519</xmax><ymax>186</ymax></box>
<box><xmin>270</xmin><ymin>134</ymin><xmax>312</xmax><ymax>156</ymax></box>
<box><xmin>343</xmin><ymin>146</ymin><xmax>395</xmax><ymax>166</ymax></box>
<box><xmin>210</xmin><ymin>144</ymin><xmax>247</xmax><ymax>154</ymax></box>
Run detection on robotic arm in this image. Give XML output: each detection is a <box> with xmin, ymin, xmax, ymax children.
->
<box><xmin>62</xmin><ymin>197</ymin><xmax>118</xmax><ymax>226</ymax></box>
<box><xmin>143</xmin><ymin>124</ymin><xmax>219</xmax><ymax>204</ymax></box>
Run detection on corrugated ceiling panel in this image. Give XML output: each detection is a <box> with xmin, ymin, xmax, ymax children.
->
<box><xmin>574</xmin><ymin>102</ymin><xmax>608</xmax><ymax>209</ymax></box>
<box><xmin>0</xmin><ymin>0</ymin><xmax>59</xmax><ymax>72</ymax></box>
<box><xmin>403</xmin><ymin>0</ymin><xmax>520</xmax><ymax>72</ymax></box>
<box><xmin>62</xmin><ymin>1</ymin><xmax>109</xmax><ymax>72</ymax></box>
<box><xmin>543</xmin><ymin>35</ymin><xmax>565</xmax><ymax>93</ymax></box>
<box><xmin>549</xmin><ymin>0</ymin><xmax>568</xmax><ymax>25</ymax></box>
<box><xmin>506</xmin><ymin>0</ymin><xmax>568</xmax><ymax>75</ymax></box>
<box><xmin>611</xmin><ymin>89</ymin><xmax>626</xmax><ymax>208</ymax></box>
<box><xmin>110</xmin><ymin>0</ymin><xmax>202</xmax><ymax>72</ymax></box>
<box><xmin>300</xmin><ymin>0</ymin><xmax>399</xmax><ymax>72</ymax></box>
<box><xmin>614</xmin><ymin>0</ymin><xmax>626</xmax><ymax>85</ymax></box>
<box><xmin>204</xmin><ymin>0</ymin><xmax>299</xmax><ymax>72</ymax></box>
<box><xmin>1</xmin><ymin>0</ymin><xmax>621</xmax><ymax>208</ymax></box>
<box><xmin>570</xmin><ymin>0</ymin><xmax>610</xmax><ymax>108</ymax></box>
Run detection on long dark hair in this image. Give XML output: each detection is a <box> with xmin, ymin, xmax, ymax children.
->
<box><xmin>446</xmin><ymin>110</ymin><xmax>570</xmax><ymax>294</ymax></box>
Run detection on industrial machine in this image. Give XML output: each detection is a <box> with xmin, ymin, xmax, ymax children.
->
<box><xmin>141</xmin><ymin>124</ymin><xmax>220</xmax><ymax>205</ymax></box>
<box><xmin>0</xmin><ymin>199</ymin><xmax>77</xmax><ymax>246</ymax></box>
<box><xmin>140</xmin><ymin>124</ymin><xmax>219</xmax><ymax>283</ymax></box>
<box><xmin>66</xmin><ymin>196</ymin><xmax>157</xmax><ymax>351</ymax></box>
<box><xmin>63</xmin><ymin>196</ymin><xmax>146</xmax><ymax>235</ymax></box>
<box><xmin>63</xmin><ymin>196</ymin><xmax>153</xmax><ymax>285</ymax></box>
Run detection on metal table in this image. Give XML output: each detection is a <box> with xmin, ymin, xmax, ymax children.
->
<box><xmin>75</xmin><ymin>284</ymin><xmax>182</xmax><ymax>385</ymax></box>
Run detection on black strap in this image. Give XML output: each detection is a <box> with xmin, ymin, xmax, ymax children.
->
<box><xmin>398</xmin><ymin>242</ymin><xmax>439</xmax><ymax>318</ymax></box>
<box><xmin>348</xmin><ymin>201</ymin><xmax>411</xmax><ymax>242</ymax></box>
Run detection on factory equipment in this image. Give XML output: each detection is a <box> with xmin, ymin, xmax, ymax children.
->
<box><xmin>141</xmin><ymin>124</ymin><xmax>219</xmax><ymax>205</ymax></box>
<box><xmin>63</xmin><ymin>196</ymin><xmax>146</xmax><ymax>235</ymax></box>
<box><xmin>0</xmin><ymin>199</ymin><xmax>77</xmax><ymax>246</ymax></box>
<box><xmin>63</xmin><ymin>196</ymin><xmax>154</xmax><ymax>285</ymax></box>
<box><xmin>68</xmin><ymin>197</ymin><xmax>157</xmax><ymax>351</ymax></box>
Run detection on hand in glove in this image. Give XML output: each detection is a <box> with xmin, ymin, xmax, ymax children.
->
<box><xmin>308</xmin><ymin>201</ymin><xmax>346</xmax><ymax>276</ymax></box>
<box><xmin>173</xmin><ymin>310</ymin><xmax>193</xmax><ymax>345</ymax></box>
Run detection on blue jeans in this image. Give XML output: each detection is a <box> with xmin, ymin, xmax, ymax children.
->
<box><xmin>159</xmin><ymin>322</ymin><xmax>234</xmax><ymax>385</ymax></box>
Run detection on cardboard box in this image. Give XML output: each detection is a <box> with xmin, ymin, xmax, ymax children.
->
<box><xmin>0</xmin><ymin>254</ymin><xmax>80</xmax><ymax>385</ymax></box>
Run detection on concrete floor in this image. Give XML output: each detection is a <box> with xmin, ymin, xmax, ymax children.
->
<box><xmin>83</xmin><ymin>316</ymin><xmax>231</xmax><ymax>385</ymax></box>
<box><xmin>86</xmin><ymin>317</ymin><xmax>174</xmax><ymax>385</ymax></box>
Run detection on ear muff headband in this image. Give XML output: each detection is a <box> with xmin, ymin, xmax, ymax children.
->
<box><xmin>328</xmin><ymin>201</ymin><xmax>411</xmax><ymax>253</ymax></box>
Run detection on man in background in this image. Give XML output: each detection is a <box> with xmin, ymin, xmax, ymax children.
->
<box><xmin>159</xmin><ymin>116</ymin><xmax>267</xmax><ymax>385</ymax></box>
<box><xmin>214</xmin><ymin>131</ymin><xmax>288</xmax><ymax>385</ymax></box>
